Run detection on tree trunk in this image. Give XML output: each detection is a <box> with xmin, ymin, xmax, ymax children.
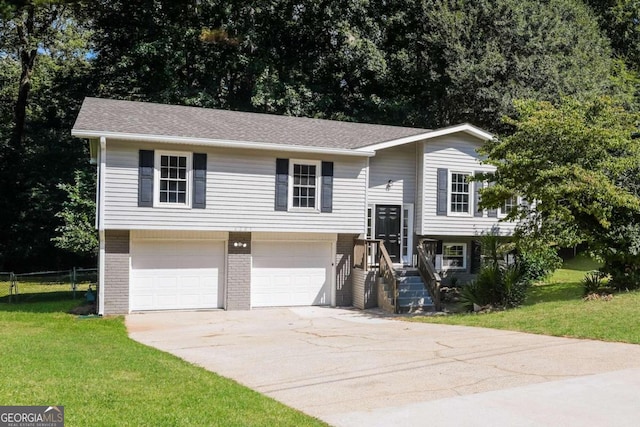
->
<box><xmin>13</xmin><ymin>48</ymin><xmax>38</xmax><ymax>146</ymax></box>
<box><xmin>12</xmin><ymin>3</ymin><xmax>37</xmax><ymax>147</ymax></box>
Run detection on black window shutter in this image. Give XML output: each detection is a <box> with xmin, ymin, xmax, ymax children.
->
<box><xmin>436</xmin><ymin>168</ymin><xmax>448</xmax><ymax>216</ymax></box>
<box><xmin>192</xmin><ymin>153</ymin><xmax>207</xmax><ymax>209</ymax></box>
<box><xmin>138</xmin><ymin>150</ymin><xmax>154</xmax><ymax>207</ymax></box>
<box><xmin>321</xmin><ymin>161</ymin><xmax>333</xmax><ymax>213</ymax></box>
<box><xmin>474</xmin><ymin>170</ymin><xmax>483</xmax><ymax>218</ymax></box>
<box><xmin>436</xmin><ymin>240</ymin><xmax>443</xmax><ymax>255</ymax></box>
<box><xmin>275</xmin><ymin>158</ymin><xmax>289</xmax><ymax>211</ymax></box>
<box><xmin>487</xmin><ymin>182</ymin><xmax>498</xmax><ymax>217</ymax></box>
<box><xmin>471</xmin><ymin>240</ymin><xmax>482</xmax><ymax>273</ymax></box>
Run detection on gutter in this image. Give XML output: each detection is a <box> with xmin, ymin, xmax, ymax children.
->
<box><xmin>71</xmin><ymin>130</ymin><xmax>376</xmax><ymax>158</ymax></box>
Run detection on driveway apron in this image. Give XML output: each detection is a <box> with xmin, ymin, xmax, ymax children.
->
<box><xmin>126</xmin><ymin>307</ymin><xmax>640</xmax><ymax>426</ymax></box>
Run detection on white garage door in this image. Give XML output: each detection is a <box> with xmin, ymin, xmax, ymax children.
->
<box><xmin>130</xmin><ymin>239</ymin><xmax>225</xmax><ymax>311</ymax></box>
<box><xmin>251</xmin><ymin>241</ymin><xmax>333</xmax><ymax>307</ymax></box>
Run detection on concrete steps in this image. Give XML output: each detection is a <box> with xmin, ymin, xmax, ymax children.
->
<box><xmin>393</xmin><ymin>268</ymin><xmax>434</xmax><ymax>313</ymax></box>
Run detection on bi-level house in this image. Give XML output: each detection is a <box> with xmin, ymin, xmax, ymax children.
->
<box><xmin>71</xmin><ymin>98</ymin><xmax>515</xmax><ymax>315</ymax></box>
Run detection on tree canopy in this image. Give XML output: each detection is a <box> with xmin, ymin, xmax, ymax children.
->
<box><xmin>0</xmin><ymin>0</ymin><xmax>639</xmax><ymax>271</ymax></box>
<box><xmin>480</xmin><ymin>96</ymin><xmax>640</xmax><ymax>288</ymax></box>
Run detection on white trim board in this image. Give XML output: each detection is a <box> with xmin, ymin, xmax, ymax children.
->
<box><xmin>71</xmin><ymin>130</ymin><xmax>376</xmax><ymax>158</ymax></box>
<box><xmin>355</xmin><ymin>123</ymin><xmax>494</xmax><ymax>152</ymax></box>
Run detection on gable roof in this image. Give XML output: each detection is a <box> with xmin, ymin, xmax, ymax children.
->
<box><xmin>72</xmin><ymin>98</ymin><xmax>493</xmax><ymax>156</ymax></box>
<box><xmin>354</xmin><ymin>123</ymin><xmax>494</xmax><ymax>151</ymax></box>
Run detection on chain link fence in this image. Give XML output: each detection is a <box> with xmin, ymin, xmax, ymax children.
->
<box><xmin>1</xmin><ymin>268</ymin><xmax>97</xmax><ymax>303</ymax></box>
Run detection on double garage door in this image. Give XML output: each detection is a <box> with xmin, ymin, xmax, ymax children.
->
<box><xmin>129</xmin><ymin>234</ymin><xmax>333</xmax><ymax>311</ymax></box>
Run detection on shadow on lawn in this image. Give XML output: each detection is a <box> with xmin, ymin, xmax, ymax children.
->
<box><xmin>526</xmin><ymin>282</ymin><xmax>583</xmax><ymax>305</ymax></box>
<box><xmin>0</xmin><ymin>292</ymin><xmax>85</xmax><ymax>313</ymax></box>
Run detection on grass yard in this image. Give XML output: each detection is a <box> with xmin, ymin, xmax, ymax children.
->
<box><xmin>0</xmin><ymin>293</ymin><xmax>325</xmax><ymax>427</ymax></box>
<box><xmin>409</xmin><ymin>255</ymin><xmax>640</xmax><ymax>344</ymax></box>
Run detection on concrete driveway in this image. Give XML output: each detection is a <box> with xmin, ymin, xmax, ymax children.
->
<box><xmin>126</xmin><ymin>307</ymin><xmax>640</xmax><ymax>426</ymax></box>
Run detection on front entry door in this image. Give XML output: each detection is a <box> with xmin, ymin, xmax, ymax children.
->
<box><xmin>375</xmin><ymin>205</ymin><xmax>401</xmax><ymax>262</ymax></box>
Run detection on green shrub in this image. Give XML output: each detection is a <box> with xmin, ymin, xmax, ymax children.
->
<box><xmin>459</xmin><ymin>280</ymin><xmax>482</xmax><ymax>312</ymax></box>
<box><xmin>581</xmin><ymin>271</ymin><xmax>607</xmax><ymax>295</ymax></box>
<box><xmin>459</xmin><ymin>262</ymin><xmax>531</xmax><ymax>311</ymax></box>
<box><xmin>601</xmin><ymin>256</ymin><xmax>640</xmax><ymax>292</ymax></box>
<box><xmin>518</xmin><ymin>246</ymin><xmax>562</xmax><ymax>282</ymax></box>
<box><xmin>502</xmin><ymin>263</ymin><xmax>529</xmax><ymax>307</ymax></box>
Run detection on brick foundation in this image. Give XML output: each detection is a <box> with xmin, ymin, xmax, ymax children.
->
<box><xmin>226</xmin><ymin>232</ymin><xmax>251</xmax><ymax>310</ymax></box>
<box><xmin>103</xmin><ymin>230</ymin><xmax>130</xmax><ymax>314</ymax></box>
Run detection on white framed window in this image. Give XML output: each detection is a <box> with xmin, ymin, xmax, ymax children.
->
<box><xmin>442</xmin><ymin>243</ymin><xmax>467</xmax><ymax>270</ymax></box>
<box><xmin>448</xmin><ymin>172</ymin><xmax>471</xmax><ymax>215</ymax></box>
<box><xmin>499</xmin><ymin>195</ymin><xmax>518</xmax><ymax>218</ymax></box>
<box><xmin>154</xmin><ymin>151</ymin><xmax>191</xmax><ymax>207</ymax></box>
<box><xmin>289</xmin><ymin>160</ymin><xmax>321</xmax><ymax>210</ymax></box>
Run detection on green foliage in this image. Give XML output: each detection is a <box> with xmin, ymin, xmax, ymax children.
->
<box><xmin>479</xmin><ymin>229</ymin><xmax>509</xmax><ymax>268</ymax></box>
<box><xmin>409</xmin><ymin>256</ymin><xmax>640</xmax><ymax>344</ymax></box>
<box><xmin>0</xmin><ymin>1</ymin><xmax>94</xmax><ymax>270</ymax></box>
<box><xmin>585</xmin><ymin>0</ymin><xmax>640</xmax><ymax>72</ymax></box>
<box><xmin>459</xmin><ymin>280</ymin><xmax>483</xmax><ymax>312</ymax></box>
<box><xmin>582</xmin><ymin>271</ymin><xmax>608</xmax><ymax>295</ymax></box>
<box><xmin>502</xmin><ymin>263</ymin><xmax>529</xmax><ymax>308</ymax></box>
<box><xmin>460</xmin><ymin>262</ymin><xmax>530</xmax><ymax>311</ymax></box>
<box><xmin>383</xmin><ymin>0</ymin><xmax>616</xmax><ymax>131</ymax></box>
<box><xmin>517</xmin><ymin>244</ymin><xmax>563</xmax><ymax>282</ymax></box>
<box><xmin>0</xmin><ymin>305</ymin><xmax>324</xmax><ymax>426</ymax></box>
<box><xmin>52</xmin><ymin>169</ymin><xmax>97</xmax><ymax>256</ymax></box>
<box><xmin>602</xmin><ymin>255</ymin><xmax>640</xmax><ymax>291</ymax></box>
<box><xmin>481</xmin><ymin>96</ymin><xmax>640</xmax><ymax>290</ymax></box>
<box><xmin>0</xmin><ymin>0</ymin><xmax>638</xmax><ymax>271</ymax></box>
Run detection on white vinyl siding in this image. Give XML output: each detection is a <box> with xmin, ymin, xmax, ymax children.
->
<box><xmin>368</xmin><ymin>144</ymin><xmax>417</xmax><ymax>206</ymax></box>
<box><xmin>102</xmin><ymin>140</ymin><xmax>366</xmax><ymax>233</ymax></box>
<box><xmin>419</xmin><ymin>134</ymin><xmax>517</xmax><ymax>236</ymax></box>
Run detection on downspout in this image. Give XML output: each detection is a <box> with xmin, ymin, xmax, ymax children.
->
<box><xmin>98</xmin><ymin>136</ymin><xmax>106</xmax><ymax>316</ymax></box>
<box><xmin>364</xmin><ymin>156</ymin><xmax>370</xmax><ymax>236</ymax></box>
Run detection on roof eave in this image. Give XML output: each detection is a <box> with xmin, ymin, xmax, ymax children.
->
<box><xmin>71</xmin><ymin>129</ymin><xmax>376</xmax><ymax>158</ymax></box>
<box><xmin>355</xmin><ymin>123</ymin><xmax>494</xmax><ymax>152</ymax></box>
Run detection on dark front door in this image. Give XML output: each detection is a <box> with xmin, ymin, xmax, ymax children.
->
<box><xmin>375</xmin><ymin>205</ymin><xmax>401</xmax><ymax>262</ymax></box>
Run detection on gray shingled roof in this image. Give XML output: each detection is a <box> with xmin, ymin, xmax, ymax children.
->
<box><xmin>72</xmin><ymin>97</ymin><xmax>430</xmax><ymax>150</ymax></box>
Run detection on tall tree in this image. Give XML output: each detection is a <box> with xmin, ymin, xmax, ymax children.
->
<box><xmin>0</xmin><ymin>0</ymin><xmax>93</xmax><ymax>271</ymax></box>
<box><xmin>585</xmin><ymin>0</ymin><xmax>640</xmax><ymax>71</ymax></box>
<box><xmin>380</xmin><ymin>0</ymin><xmax>617</xmax><ymax>130</ymax></box>
<box><xmin>480</xmin><ymin>96</ymin><xmax>640</xmax><ymax>289</ymax></box>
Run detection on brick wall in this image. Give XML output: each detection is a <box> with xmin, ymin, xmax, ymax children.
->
<box><xmin>104</xmin><ymin>230</ymin><xmax>130</xmax><ymax>314</ymax></box>
<box><xmin>335</xmin><ymin>234</ymin><xmax>357</xmax><ymax>306</ymax></box>
<box><xmin>226</xmin><ymin>232</ymin><xmax>251</xmax><ymax>310</ymax></box>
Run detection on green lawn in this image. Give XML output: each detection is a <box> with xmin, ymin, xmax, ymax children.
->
<box><xmin>410</xmin><ymin>255</ymin><xmax>640</xmax><ymax>344</ymax></box>
<box><xmin>0</xmin><ymin>295</ymin><xmax>325</xmax><ymax>427</ymax></box>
